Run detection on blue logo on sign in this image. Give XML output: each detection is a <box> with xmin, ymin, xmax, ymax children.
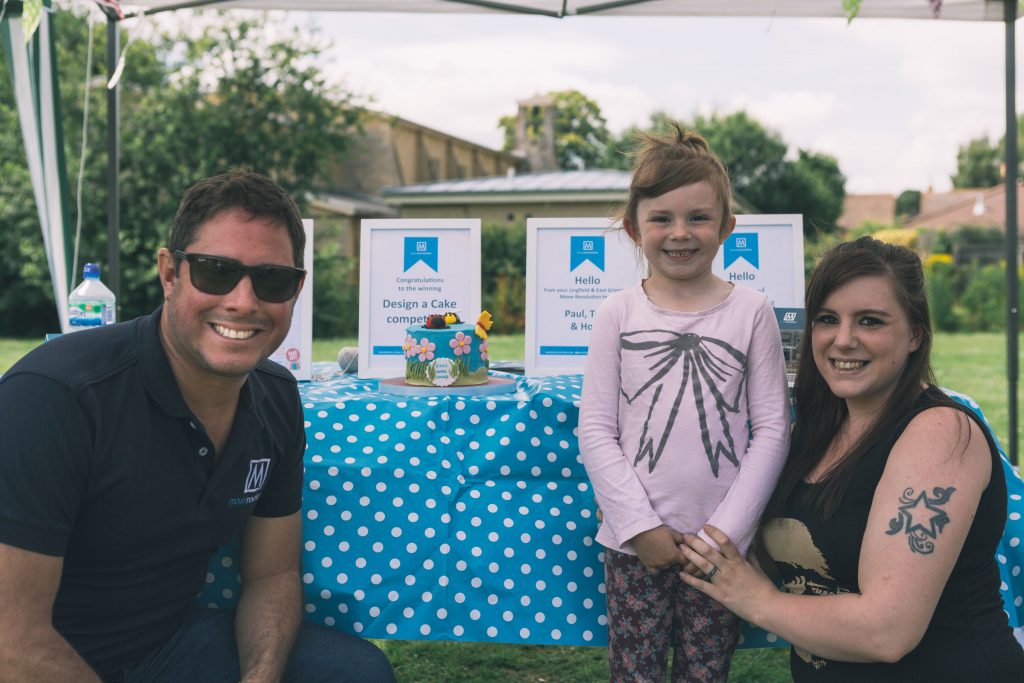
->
<box><xmin>570</xmin><ymin>235</ymin><xmax>605</xmax><ymax>271</ymax></box>
<box><xmin>724</xmin><ymin>233</ymin><xmax>759</xmax><ymax>269</ymax></box>
<box><xmin>404</xmin><ymin>236</ymin><xmax>438</xmax><ymax>272</ymax></box>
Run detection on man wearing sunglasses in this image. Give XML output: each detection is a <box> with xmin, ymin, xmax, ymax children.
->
<box><xmin>0</xmin><ymin>171</ymin><xmax>395</xmax><ymax>682</ymax></box>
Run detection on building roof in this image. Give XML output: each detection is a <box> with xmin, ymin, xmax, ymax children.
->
<box><xmin>308</xmin><ymin>189</ymin><xmax>397</xmax><ymax>218</ymax></box>
<box><xmin>905</xmin><ymin>183</ymin><xmax>1024</xmax><ymax>232</ymax></box>
<box><xmin>383</xmin><ymin>169</ymin><xmax>631</xmax><ymax>196</ymax></box>
<box><xmin>382</xmin><ymin>169</ymin><xmax>757</xmax><ymax>212</ymax></box>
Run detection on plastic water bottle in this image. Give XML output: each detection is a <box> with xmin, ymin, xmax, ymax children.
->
<box><xmin>67</xmin><ymin>263</ymin><xmax>116</xmax><ymax>332</ymax></box>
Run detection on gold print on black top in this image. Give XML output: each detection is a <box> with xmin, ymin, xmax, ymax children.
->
<box><xmin>619</xmin><ymin>330</ymin><xmax>746</xmax><ymax>476</ymax></box>
<box><xmin>886</xmin><ymin>486</ymin><xmax>957</xmax><ymax>555</ymax></box>
<box><xmin>762</xmin><ymin>517</ymin><xmax>851</xmax><ymax>671</ymax></box>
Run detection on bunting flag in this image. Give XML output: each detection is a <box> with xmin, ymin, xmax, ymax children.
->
<box><xmin>20</xmin><ymin>0</ymin><xmax>41</xmax><ymax>43</ymax></box>
<box><xmin>2</xmin><ymin>0</ymin><xmax>74</xmax><ymax>331</ymax></box>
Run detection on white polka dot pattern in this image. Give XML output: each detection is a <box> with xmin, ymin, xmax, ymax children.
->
<box><xmin>943</xmin><ymin>389</ymin><xmax>1024</xmax><ymax>629</ymax></box>
<box><xmin>199</xmin><ymin>370</ymin><xmax>1023</xmax><ymax>648</ymax></box>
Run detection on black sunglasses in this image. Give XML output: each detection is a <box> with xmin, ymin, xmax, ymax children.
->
<box><xmin>174</xmin><ymin>251</ymin><xmax>305</xmax><ymax>303</ymax></box>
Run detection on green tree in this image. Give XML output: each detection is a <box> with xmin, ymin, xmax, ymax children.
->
<box><xmin>896</xmin><ymin>189</ymin><xmax>922</xmax><ymax>218</ymax></box>
<box><xmin>499</xmin><ymin>89</ymin><xmax>610</xmax><ymax>171</ymax></box>
<box><xmin>952</xmin><ymin>135</ymin><xmax>1001</xmax><ymax>188</ymax></box>
<box><xmin>602</xmin><ymin>110</ymin><xmax>846</xmax><ymax>236</ymax></box>
<box><xmin>602</xmin><ymin>110</ymin><xmax>676</xmax><ymax>170</ymax></box>
<box><xmin>782</xmin><ymin>149</ymin><xmax>847</xmax><ymax>236</ymax></box>
<box><xmin>691</xmin><ymin>111</ymin><xmax>789</xmax><ymax>212</ymax></box>
<box><xmin>0</xmin><ymin>11</ymin><xmax>362</xmax><ymax>335</ymax></box>
<box><xmin>692</xmin><ymin>112</ymin><xmax>846</xmax><ymax>236</ymax></box>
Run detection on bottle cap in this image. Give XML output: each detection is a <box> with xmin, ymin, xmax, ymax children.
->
<box><xmin>83</xmin><ymin>263</ymin><xmax>100</xmax><ymax>279</ymax></box>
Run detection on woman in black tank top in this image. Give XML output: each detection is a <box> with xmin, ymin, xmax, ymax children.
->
<box><xmin>677</xmin><ymin>237</ymin><xmax>1024</xmax><ymax>681</ymax></box>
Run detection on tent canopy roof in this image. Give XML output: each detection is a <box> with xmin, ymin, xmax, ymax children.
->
<box><xmin>120</xmin><ymin>0</ymin><xmax>1016</xmax><ymax>22</ymax></box>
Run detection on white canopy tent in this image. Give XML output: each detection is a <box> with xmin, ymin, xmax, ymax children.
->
<box><xmin>122</xmin><ymin>0</ymin><xmax>1009</xmax><ymax>21</ymax></box>
<box><xmin>42</xmin><ymin>0</ymin><xmax>1024</xmax><ymax>463</ymax></box>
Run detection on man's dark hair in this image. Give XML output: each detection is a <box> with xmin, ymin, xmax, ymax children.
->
<box><xmin>169</xmin><ymin>170</ymin><xmax>305</xmax><ymax>267</ymax></box>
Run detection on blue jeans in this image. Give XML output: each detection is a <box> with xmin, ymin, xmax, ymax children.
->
<box><xmin>119</xmin><ymin>608</ymin><xmax>395</xmax><ymax>683</ymax></box>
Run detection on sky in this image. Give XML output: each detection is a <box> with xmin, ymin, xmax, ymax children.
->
<box><xmin>287</xmin><ymin>10</ymin><xmax>1018</xmax><ymax>196</ymax></box>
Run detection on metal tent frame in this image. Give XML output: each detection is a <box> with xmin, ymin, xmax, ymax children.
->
<box><xmin>100</xmin><ymin>0</ymin><xmax>1020</xmax><ymax>463</ymax></box>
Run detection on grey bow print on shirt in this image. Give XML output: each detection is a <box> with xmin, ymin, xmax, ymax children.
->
<box><xmin>619</xmin><ymin>330</ymin><xmax>746</xmax><ymax>476</ymax></box>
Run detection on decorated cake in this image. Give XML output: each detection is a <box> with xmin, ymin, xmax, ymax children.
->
<box><xmin>404</xmin><ymin>311</ymin><xmax>493</xmax><ymax>387</ymax></box>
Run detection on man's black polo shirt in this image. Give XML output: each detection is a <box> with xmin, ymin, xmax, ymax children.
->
<box><xmin>0</xmin><ymin>307</ymin><xmax>305</xmax><ymax>678</ymax></box>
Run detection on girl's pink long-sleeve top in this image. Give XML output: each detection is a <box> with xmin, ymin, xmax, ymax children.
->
<box><xmin>579</xmin><ymin>283</ymin><xmax>791</xmax><ymax>556</ymax></box>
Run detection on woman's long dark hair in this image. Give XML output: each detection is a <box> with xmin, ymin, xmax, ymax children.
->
<box><xmin>766</xmin><ymin>236</ymin><xmax>937</xmax><ymax>519</ymax></box>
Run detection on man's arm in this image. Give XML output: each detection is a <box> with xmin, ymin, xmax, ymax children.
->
<box><xmin>235</xmin><ymin>511</ymin><xmax>303</xmax><ymax>683</ymax></box>
<box><xmin>0</xmin><ymin>543</ymin><xmax>102</xmax><ymax>682</ymax></box>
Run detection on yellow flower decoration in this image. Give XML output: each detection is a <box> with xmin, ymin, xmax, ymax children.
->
<box><xmin>475</xmin><ymin>310</ymin><xmax>494</xmax><ymax>340</ymax></box>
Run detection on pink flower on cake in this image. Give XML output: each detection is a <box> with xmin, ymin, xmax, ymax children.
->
<box><xmin>450</xmin><ymin>331</ymin><xmax>472</xmax><ymax>356</ymax></box>
<box><xmin>479</xmin><ymin>339</ymin><xmax>489</xmax><ymax>361</ymax></box>
<box><xmin>403</xmin><ymin>334</ymin><xmax>416</xmax><ymax>358</ymax></box>
<box><xmin>418</xmin><ymin>338</ymin><xmax>436</xmax><ymax>362</ymax></box>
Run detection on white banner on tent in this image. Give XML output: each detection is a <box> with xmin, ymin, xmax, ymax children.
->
<box><xmin>712</xmin><ymin>214</ymin><xmax>804</xmax><ymax>309</ymax></box>
<box><xmin>358</xmin><ymin>219</ymin><xmax>481</xmax><ymax>379</ymax></box>
<box><xmin>3</xmin><ymin>13</ymin><xmax>71</xmax><ymax>332</ymax></box>
<box><xmin>269</xmin><ymin>219</ymin><xmax>314</xmax><ymax>381</ymax></box>
<box><xmin>525</xmin><ymin>218</ymin><xmax>641</xmax><ymax>376</ymax></box>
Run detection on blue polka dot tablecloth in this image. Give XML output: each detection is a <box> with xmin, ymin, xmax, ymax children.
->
<box><xmin>201</xmin><ymin>365</ymin><xmax>1024</xmax><ymax>648</ymax></box>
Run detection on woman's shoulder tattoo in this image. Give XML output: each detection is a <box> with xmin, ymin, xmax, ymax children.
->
<box><xmin>885</xmin><ymin>486</ymin><xmax>957</xmax><ymax>555</ymax></box>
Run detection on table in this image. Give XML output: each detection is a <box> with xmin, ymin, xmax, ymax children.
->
<box><xmin>201</xmin><ymin>364</ymin><xmax>1024</xmax><ymax>649</ymax></box>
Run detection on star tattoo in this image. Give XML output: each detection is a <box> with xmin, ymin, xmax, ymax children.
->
<box><xmin>885</xmin><ymin>486</ymin><xmax>956</xmax><ymax>554</ymax></box>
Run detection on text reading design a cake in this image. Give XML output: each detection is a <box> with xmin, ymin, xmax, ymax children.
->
<box><xmin>403</xmin><ymin>312</ymin><xmax>493</xmax><ymax>387</ymax></box>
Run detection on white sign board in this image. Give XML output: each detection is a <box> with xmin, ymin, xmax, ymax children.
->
<box><xmin>713</xmin><ymin>214</ymin><xmax>804</xmax><ymax>308</ymax></box>
<box><xmin>269</xmin><ymin>219</ymin><xmax>314</xmax><ymax>381</ymax></box>
<box><xmin>358</xmin><ymin>219</ymin><xmax>481</xmax><ymax>378</ymax></box>
<box><xmin>525</xmin><ymin>218</ymin><xmax>642</xmax><ymax>376</ymax></box>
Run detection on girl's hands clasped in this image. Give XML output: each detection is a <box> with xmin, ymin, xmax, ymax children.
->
<box><xmin>679</xmin><ymin>524</ymin><xmax>778</xmax><ymax>623</ymax></box>
<box><xmin>629</xmin><ymin>525</ymin><xmax>689</xmax><ymax>574</ymax></box>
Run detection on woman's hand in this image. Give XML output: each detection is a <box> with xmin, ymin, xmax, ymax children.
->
<box><xmin>629</xmin><ymin>525</ymin><xmax>688</xmax><ymax>574</ymax></box>
<box><xmin>679</xmin><ymin>524</ymin><xmax>779</xmax><ymax>623</ymax></box>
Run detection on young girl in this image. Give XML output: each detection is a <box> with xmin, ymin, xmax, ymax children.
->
<box><xmin>580</xmin><ymin>124</ymin><xmax>790</xmax><ymax>682</ymax></box>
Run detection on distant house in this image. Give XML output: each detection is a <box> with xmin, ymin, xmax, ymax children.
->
<box><xmin>308</xmin><ymin>111</ymin><xmax>524</xmax><ymax>256</ymax></box>
<box><xmin>381</xmin><ymin>169</ymin><xmax>628</xmax><ymax>224</ymax></box>
<box><xmin>381</xmin><ymin>168</ymin><xmax>756</xmax><ymax>224</ymax></box>
<box><xmin>837</xmin><ymin>193</ymin><xmax>896</xmax><ymax>231</ymax></box>
<box><xmin>905</xmin><ymin>183</ymin><xmax>1024</xmax><ymax>233</ymax></box>
<box><xmin>311</xmin><ymin>98</ymin><xmax>761</xmax><ymax>257</ymax></box>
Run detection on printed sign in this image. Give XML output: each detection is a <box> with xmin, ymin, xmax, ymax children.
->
<box><xmin>269</xmin><ymin>218</ymin><xmax>314</xmax><ymax>381</ymax></box>
<box><xmin>525</xmin><ymin>218</ymin><xmax>642</xmax><ymax>376</ymax></box>
<box><xmin>713</xmin><ymin>214</ymin><xmax>804</xmax><ymax>308</ymax></box>
<box><xmin>358</xmin><ymin>219</ymin><xmax>481</xmax><ymax>378</ymax></box>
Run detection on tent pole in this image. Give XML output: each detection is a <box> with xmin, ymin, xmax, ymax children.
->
<box><xmin>1006</xmin><ymin>0</ymin><xmax>1019</xmax><ymax>467</ymax></box>
<box><xmin>106</xmin><ymin>13</ymin><xmax>120</xmax><ymax>310</ymax></box>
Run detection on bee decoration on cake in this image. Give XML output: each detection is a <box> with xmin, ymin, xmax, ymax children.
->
<box><xmin>475</xmin><ymin>311</ymin><xmax>494</xmax><ymax>340</ymax></box>
<box><xmin>424</xmin><ymin>314</ymin><xmax>448</xmax><ymax>329</ymax></box>
<box><xmin>443</xmin><ymin>312</ymin><xmax>462</xmax><ymax>325</ymax></box>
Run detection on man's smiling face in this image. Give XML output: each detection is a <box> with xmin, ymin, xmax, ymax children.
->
<box><xmin>158</xmin><ymin>207</ymin><xmax>301</xmax><ymax>383</ymax></box>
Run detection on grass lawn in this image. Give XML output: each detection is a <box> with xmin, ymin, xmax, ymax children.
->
<box><xmin>0</xmin><ymin>331</ymin><xmax>1014</xmax><ymax>681</ymax></box>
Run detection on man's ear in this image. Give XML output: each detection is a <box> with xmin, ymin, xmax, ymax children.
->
<box><xmin>157</xmin><ymin>248</ymin><xmax>177</xmax><ymax>301</ymax></box>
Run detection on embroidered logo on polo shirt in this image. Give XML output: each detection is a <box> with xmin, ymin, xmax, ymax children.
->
<box><xmin>244</xmin><ymin>458</ymin><xmax>271</xmax><ymax>493</ymax></box>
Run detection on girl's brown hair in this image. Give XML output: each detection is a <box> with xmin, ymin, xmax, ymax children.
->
<box><xmin>619</xmin><ymin>122</ymin><xmax>733</xmax><ymax>241</ymax></box>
